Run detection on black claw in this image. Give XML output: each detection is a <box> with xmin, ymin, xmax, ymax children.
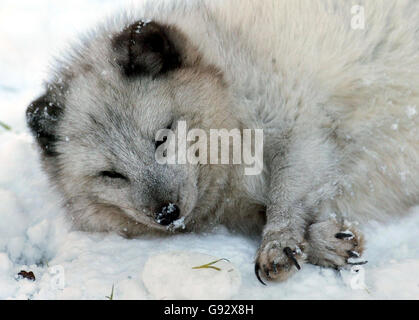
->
<box><xmin>272</xmin><ymin>263</ymin><xmax>278</xmax><ymax>274</ymax></box>
<box><xmin>347</xmin><ymin>260</ymin><xmax>368</xmax><ymax>266</ymax></box>
<box><xmin>347</xmin><ymin>250</ymin><xmax>360</xmax><ymax>258</ymax></box>
<box><xmin>335</xmin><ymin>232</ymin><xmax>353</xmax><ymax>240</ymax></box>
<box><xmin>283</xmin><ymin>247</ymin><xmax>301</xmax><ymax>270</ymax></box>
<box><xmin>255</xmin><ymin>263</ymin><xmax>267</xmax><ymax>285</ymax></box>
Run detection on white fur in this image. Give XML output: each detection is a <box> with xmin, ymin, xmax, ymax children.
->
<box><xmin>29</xmin><ymin>0</ymin><xmax>419</xmax><ymax>282</ymax></box>
<box><xmin>141</xmin><ymin>0</ymin><xmax>419</xmax><ymax>222</ymax></box>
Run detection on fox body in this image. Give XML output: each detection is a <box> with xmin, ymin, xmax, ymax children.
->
<box><xmin>27</xmin><ymin>0</ymin><xmax>419</xmax><ymax>282</ymax></box>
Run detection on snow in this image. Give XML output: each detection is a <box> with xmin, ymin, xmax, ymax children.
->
<box><xmin>170</xmin><ymin>217</ymin><xmax>186</xmax><ymax>231</ymax></box>
<box><xmin>1</xmin><ymin>0</ymin><xmax>419</xmax><ymax>300</ymax></box>
<box><xmin>406</xmin><ymin>105</ymin><xmax>417</xmax><ymax>119</ymax></box>
<box><xmin>142</xmin><ymin>252</ymin><xmax>241</xmax><ymax>299</ymax></box>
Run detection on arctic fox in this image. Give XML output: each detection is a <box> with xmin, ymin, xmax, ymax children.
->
<box><xmin>26</xmin><ymin>0</ymin><xmax>419</xmax><ymax>282</ymax></box>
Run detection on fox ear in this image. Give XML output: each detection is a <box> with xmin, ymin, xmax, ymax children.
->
<box><xmin>26</xmin><ymin>94</ymin><xmax>63</xmax><ymax>156</ymax></box>
<box><xmin>112</xmin><ymin>20</ymin><xmax>182</xmax><ymax>77</ymax></box>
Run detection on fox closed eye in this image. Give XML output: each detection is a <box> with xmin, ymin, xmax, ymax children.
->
<box><xmin>100</xmin><ymin>171</ymin><xmax>129</xmax><ymax>181</ymax></box>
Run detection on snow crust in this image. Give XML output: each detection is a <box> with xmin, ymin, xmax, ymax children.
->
<box><xmin>142</xmin><ymin>252</ymin><xmax>241</xmax><ymax>300</ymax></box>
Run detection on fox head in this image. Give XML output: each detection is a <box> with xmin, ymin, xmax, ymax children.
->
<box><xmin>26</xmin><ymin>19</ymin><xmax>244</xmax><ymax>237</ymax></box>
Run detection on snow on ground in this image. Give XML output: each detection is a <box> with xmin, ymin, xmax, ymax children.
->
<box><xmin>1</xmin><ymin>0</ymin><xmax>419</xmax><ymax>300</ymax></box>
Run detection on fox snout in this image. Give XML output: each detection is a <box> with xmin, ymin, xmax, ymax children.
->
<box><xmin>155</xmin><ymin>203</ymin><xmax>181</xmax><ymax>226</ymax></box>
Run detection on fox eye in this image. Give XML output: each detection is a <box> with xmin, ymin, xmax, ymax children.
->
<box><xmin>100</xmin><ymin>171</ymin><xmax>128</xmax><ymax>181</ymax></box>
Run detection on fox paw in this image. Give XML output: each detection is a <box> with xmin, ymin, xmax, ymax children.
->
<box><xmin>255</xmin><ymin>234</ymin><xmax>305</xmax><ymax>284</ymax></box>
<box><xmin>306</xmin><ymin>220</ymin><xmax>365</xmax><ymax>269</ymax></box>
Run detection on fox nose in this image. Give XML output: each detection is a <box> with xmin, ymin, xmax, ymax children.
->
<box><xmin>155</xmin><ymin>203</ymin><xmax>180</xmax><ymax>226</ymax></box>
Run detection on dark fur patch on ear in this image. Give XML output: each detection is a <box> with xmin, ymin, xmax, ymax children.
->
<box><xmin>26</xmin><ymin>94</ymin><xmax>63</xmax><ymax>157</ymax></box>
<box><xmin>112</xmin><ymin>20</ymin><xmax>182</xmax><ymax>77</ymax></box>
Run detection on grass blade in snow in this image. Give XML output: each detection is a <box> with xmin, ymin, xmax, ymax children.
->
<box><xmin>0</xmin><ymin>121</ymin><xmax>11</xmax><ymax>131</ymax></box>
<box><xmin>192</xmin><ymin>258</ymin><xmax>230</xmax><ymax>271</ymax></box>
<box><xmin>105</xmin><ymin>284</ymin><xmax>114</xmax><ymax>300</ymax></box>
